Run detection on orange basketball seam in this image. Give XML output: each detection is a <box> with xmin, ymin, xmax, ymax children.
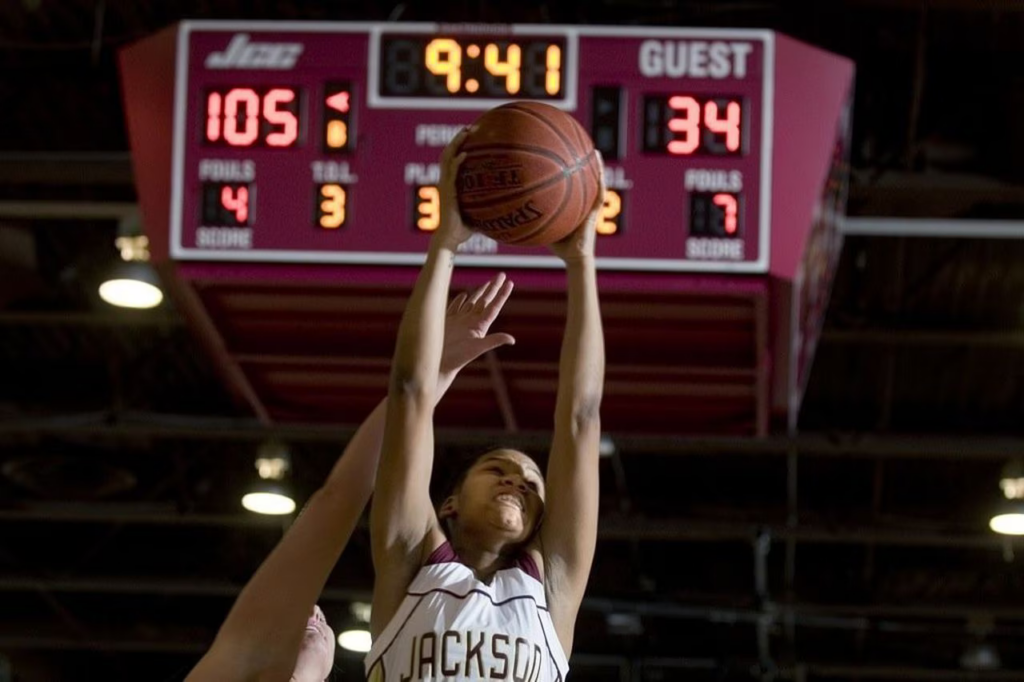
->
<box><xmin>460</xmin><ymin>168</ymin><xmax>569</xmax><ymax>210</ymax></box>
<box><xmin>459</xmin><ymin>142</ymin><xmax>572</xmax><ymax>207</ymax></box>
<box><xmin>460</xmin><ymin>142</ymin><xmax>571</xmax><ymax>165</ymax></box>
<box><xmin>504</xmin><ymin>173</ymin><xmax>574</xmax><ymax>246</ymax></box>
<box><xmin>567</xmin><ymin>118</ymin><xmax>591</xmax><ymax>160</ymax></box>
<box><xmin>460</xmin><ymin>148</ymin><xmax>595</xmax><ymax>208</ymax></box>
<box><xmin>460</xmin><ymin>152</ymin><xmax>595</xmax><ymax>242</ymax></box>
<box><xmin>504</xmin><ymin>102</ymin><xmax>581</xmax><ymax>162</ymax></box>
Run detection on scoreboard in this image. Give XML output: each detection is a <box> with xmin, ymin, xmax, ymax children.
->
<box><xmin>121</xmin><ymin>21</ymin><xmax>854</xmax><ymax>433</ymax></box>
<box><xmin>168</xmin><ymin>23</ymin><xmax>775</xmax><ymax>272</ymax></box>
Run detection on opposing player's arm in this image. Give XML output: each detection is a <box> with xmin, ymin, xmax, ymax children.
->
<box><xmin>188</xmin><ymin>272</ymin><xmax>513</xmax><ymax>682</ymax></box>
<box><xmin>370</xmin><ymin>129</ymin><xmax>476</xmax><ymax>636</ymax></box>
<box><xmin>185</xmin><ymin>397</ymin><xmax>387</xmax><ymax>682</ymax></box>
<box><xmin>539</xmin><ymin>161</ymin><xmax>607</xmax><ymax>655</ymax></box>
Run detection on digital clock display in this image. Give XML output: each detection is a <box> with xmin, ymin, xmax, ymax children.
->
<box><xmin>377</xmin><ymin>35</ymin><xmax>567</xmax><ymax>101</ymax></box>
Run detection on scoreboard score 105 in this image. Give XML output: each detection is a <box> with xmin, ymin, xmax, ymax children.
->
<box><xmin>171</xmin><ymin>23</ymin><xmax>773</xmax><ymax>272</ymax></box>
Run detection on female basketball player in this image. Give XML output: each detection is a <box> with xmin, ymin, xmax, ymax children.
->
<box><xmin>185</xmin><ymin>272</ymin><xmax>517</xmax><ymax>682</ymax></box>
<box><xmin>368</xmin><ymin>130</ymin><xmax>605</xmax><ymax>681</ymax></box>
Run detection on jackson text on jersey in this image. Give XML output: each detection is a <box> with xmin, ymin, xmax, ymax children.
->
<box><xmin>365</xmin><ymin>544</ymin><xmax>569</xmax><ymax>681</ymax></box>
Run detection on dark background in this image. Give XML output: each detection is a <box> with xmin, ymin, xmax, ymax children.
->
<box><xmin>1</xmin><ymin>1</ymin><xmax>1024</xmax><ymax>680</ymax></box>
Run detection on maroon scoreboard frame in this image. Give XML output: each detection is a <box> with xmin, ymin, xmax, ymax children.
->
<box><xmin>121</xmin><ymin>21</ymin><xmax>854</xmax><ymax>433</ymax></box>
<box><xmin>166</xmin><ymin>22</ymin><xmax>775</xmax><ymax>272</ymax></box>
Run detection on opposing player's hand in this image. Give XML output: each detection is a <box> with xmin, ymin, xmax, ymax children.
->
<box><xmin>440</xmin><ymin>272</ymin><xmax>516</xmax><ymax>378</ymax></box>
<box><xmin>290</xmin><ymin>605</ymin><xmax>335</xmax><ymax>682</ymax></box>
<box><xmin>549</xmin><ymin>152</ymin><xmax>606</xmax><ymax>263</ymax></box>
<box><xmin>434</xmin><ymin>126</ymin><xmax>475</xmax><ymax>251</ymax></box>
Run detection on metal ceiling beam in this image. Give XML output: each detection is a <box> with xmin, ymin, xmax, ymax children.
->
<box><xmin>803</xmin><ymin>664</ymin><xmax>1024</xmax><ymax>681</ymax></box>
<box><xmin>0</xmin><ymin>153</ymin><xmax>133</xmax><ymax>187</ymax></box>
<box><xmin>2</xmin><ymin>310</ymin><xmax>1021</xmax><ymax>350</ymax></box>
<box><xmin>823</xmin><ymin>328</ymin><xmax>1024</xmax><ymax>348</ymax></box>
<box><xmin>0</xmin><ymin>312</ymin><xmax>183</xmax><ymax>327</ymax></box>
<box><xmin>3</xmin><ymin>413</ymin><xmax>1022</xmax><ymax>460</ymax></box>
<box><xmin>0</xmin><ymin>636</ymin><xmax>206</xmax><ymax>654</ymax></box>
<box><xmin>597</xmin><ymin>517</ymin><xmax>1014</xmax><ymax>548</ymax></box>
<box><xmin>844</xmin><ymin>218</ymin><xmax>1024</xmax><ymax>239</ymax></box>
<box><xmin>4</xmin><ymin>575</ymin><xmax>1024</xmax><ymax>623</ymax></box>
<box><xmin>4</xmin><ymin>636</ymin><xmax>1021</xmax><ymax>681</ymax></box>
<box><xmin>0</xmin><ymin>576</ymin><xmax>367</xmax><ymax>602</ymax></box>
<box><xmin>0</xmin><ymin>507</ymin><xmax>1013</xmax><ymax>549</ymax></box>
<box><xmin>0</xmin><ymin>201</ymin><xmax>135</xmax><ymax>220</ymax></box>
<box><xmin>841</xmin><ymin>0</ymin><xmax>1024</xmax><ymax>9</ymax></box>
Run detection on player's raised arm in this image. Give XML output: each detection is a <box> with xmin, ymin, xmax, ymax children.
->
<box><xmin>539</xmin><ymin>158</ymin><xmax>607</xmax><ymax>655</ymax></box>
<box><xmin>370</xmin><ymin>128</ymin><xmax>475</xmax><ymax>636</ymax></box>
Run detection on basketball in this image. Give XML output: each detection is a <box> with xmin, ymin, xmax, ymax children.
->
<box><xmin>455</xmin><ymin>101</ymin><xmax>602</xmax><ymax>246</ymax></box>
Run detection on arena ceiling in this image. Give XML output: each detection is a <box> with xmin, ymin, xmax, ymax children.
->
<box><xmin>1</xmin><ymin>1</ymin><xmax>1024</xmax><ymax>681</ymax></box>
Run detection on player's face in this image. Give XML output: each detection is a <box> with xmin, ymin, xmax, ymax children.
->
<box><xmin>292</xmin><ymin>605</ymin><xmax>335</xmax><ymax>682</ymax></box>
<box><xmin>455</xmin><ymin>449</ymin><xmax>546</xmax><ymax>542</ymax></box>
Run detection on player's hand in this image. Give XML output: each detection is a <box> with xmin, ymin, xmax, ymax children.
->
<box><xmin>548</xmin><ymin>152</ymin><xmax>606</xmax><ymax>263</ymax></box>
<box><xmin>433</xmin><ymin>127</ymin><xmax>475</xmax><ymax>252</ymax></box>
<box><xmin>290</xmin><ymin>605</ymin><xmax>335</xmax><ymax>682</ymax></box>
<box><xmin>440</xmin><ymin>272</ymin><xmax>515</xmax><ymax>378</ymax></box>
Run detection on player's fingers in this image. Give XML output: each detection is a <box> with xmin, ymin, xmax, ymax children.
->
<box><xmin>465</xmin><ymin>280</ymin><xmax>489</xmax><ymax>307</ymax></box>
<box><xmin>592</xmin><ymin>153</ymin><xmax>607</xmax><ymax>211</ymax></box>
<box><xmin>448</xmin><ymin>291</ymin><xmax>468</xmax><ymax>314</ymax></box>
<box><xmin>445</xmin><ymin>128</ymin><xmax>470</xmax><ymax>157</ymax></box>
<box><xmin>484</xmin><ymin>277</ymin><xmax>514</xmax><ymax>313</ymax></box>
<box><xmin>480</xmin><ymin>272</ymin><xmax>508</xmax><ymax>308</ymax></box>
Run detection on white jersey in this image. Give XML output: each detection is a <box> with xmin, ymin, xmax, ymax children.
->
<box><xmin>365</xmin><ymin>542</ymin><xmax>569</xmax><ymax>682</ymax></box>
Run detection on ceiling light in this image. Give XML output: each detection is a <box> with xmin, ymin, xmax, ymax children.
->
<box><xmin>98</xmin><ymin>261</ymin><xmax>163</xmax><ymax>309</ymax></box>
<box><xmin>338</xmin><ymin>629</ymin><xmax>372</xmax><ymax>653</ymax></box>
<box><xmin>605</xmin><ymin>612</ymin><xmax>643</xmax><ymax>636</ymax></box>
<box><xmin>991</xmin><ymin>461</ymin><xmax>1024</xmax><ymax>535</ymax></box>
<box><xmin>1000</xmin><ymin>459</ymin><xmax>1024</xmax><ymax>499</ymax></box>
<box><xmin>255</xmin><ymin>439</ymin><xmax>291</xmax><ymax>479</ymax></box>
<box><xmin>350</xmin><ymin>602</ymin><xmax>372</xmax><ymax>624</ymax></box>
<box><xmin>242</xmin><ymin>440</ymin><xmax>296</xmax><ymax>515</ymax></box>
<box><xmin>99</xmin><ymin>214</ymin><xmax>164</xmax><ymax>309</ymax></box>
<box><xmin>961</xmin><ymin>641</ymin><xmax>1001</xmax><ymax>671</ymax></box>
<box><xmin>989</xmin><ymin>509</ymin><xmax>1024</xmax><ymax>536</ymax></box>
<box><xmin>241</xmin><ymin>486</ymin><xmax>296</xmax><ymax>515</ymax></box>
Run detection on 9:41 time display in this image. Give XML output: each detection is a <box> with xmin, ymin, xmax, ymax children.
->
<box><xmin>378</xmin><ymin>35</ymin><xmax>566</xmax><ymax>100</ymax></box>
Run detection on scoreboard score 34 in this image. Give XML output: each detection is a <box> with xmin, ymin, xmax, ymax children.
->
<box><xmin>169</xmin><ymin>22</ymin><xmax>775</xmax><ymax>272</ymax></box>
